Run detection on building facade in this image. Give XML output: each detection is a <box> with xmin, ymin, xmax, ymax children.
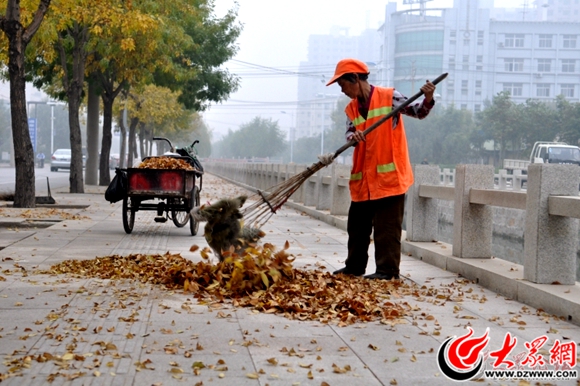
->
<box><xmin>380</xmin><ymin>0</ymin><xmax>580</xmax><ymax>111</ymax></box>
<box><xmin>295</xmin><ymin>26</ymin><xmax>380</xmax><ymax>141</ymax></box>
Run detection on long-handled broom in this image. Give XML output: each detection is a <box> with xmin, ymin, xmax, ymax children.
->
<box><xmin>242</xmin><ymin>73</ymin><xmax>448</xmax><ymax>228</ymax></box>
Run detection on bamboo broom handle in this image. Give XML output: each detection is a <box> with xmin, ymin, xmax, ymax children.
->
<box><xmin>332</xmin><ymin>72</ymin><xmax>448</xmax><ymax>160</ymax></box>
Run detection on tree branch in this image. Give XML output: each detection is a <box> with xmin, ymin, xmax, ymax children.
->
<box><xmin>23</xmin><ymin>0</ymin><xmax>51</xmax><ymax>44</ymax></box>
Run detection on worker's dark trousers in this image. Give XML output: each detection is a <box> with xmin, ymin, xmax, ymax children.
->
<box><xmin>344</xmin><ymin>194</ymin><xmax>406</xmax><ymax>276</ymax></box>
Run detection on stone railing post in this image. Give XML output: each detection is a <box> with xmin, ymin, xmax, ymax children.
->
<box><xmin>406</xmin><ymin>165</ymin><xmax>440</xmax><ymax>242</ymax></box>
<box><xmin>498</xmin><ymin>169</ymin><xmax>507</xmax><ymax>190</ymax></box>
<box><xmin>330</xmin><ymin>164</ymin><xmax>351</xmax><ymax>216</ymax></box>
<box><xmin>303</xmin><ymin>171</ymin><xmax>320</xmax><ymax>207</ymax></box>
<box><xmin>317</xmin><ymin>164</ymin><xmax>333</xmax><ymax>211</ymax></box>
<box><xmin>292</xmin><ymin>165</ymin><xmax>307</xmax><ymax>203</ymax></box>
<box><xmin>524</xmin><ymin>164</ymin><xmax>578</xmax><ymax>285</ymax></box>
<box><xmin>452</xmin><ymin>164</ymin><xmax>494</xmax><ymax>258</ymax></box>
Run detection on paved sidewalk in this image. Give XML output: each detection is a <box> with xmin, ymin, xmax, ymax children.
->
<box><xmin>0</xmin><ymin>174</ymin><xmax>579</xmax><ymax>385</ymax></box>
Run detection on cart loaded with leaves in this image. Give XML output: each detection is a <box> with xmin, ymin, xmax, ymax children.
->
<box><xmin>106</xmin><ymin>137</ymin><xmax>204</xmax><ymax>236</ymax></box>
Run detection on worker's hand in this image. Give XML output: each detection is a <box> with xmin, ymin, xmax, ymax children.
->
<box><xmin>350</xmin><ymin>130</ymin><xmax>365</xmax><ymax>143</ymax></box>
<box><xmin>421</xmin><ymin>80</ymin><xmax>436</xmax><ymax>104</ymax></box>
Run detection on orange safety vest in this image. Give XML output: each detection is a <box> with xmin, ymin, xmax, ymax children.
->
<box><xmin>345</xmin><ymin>87</ymin><xmax>414</xmax><ymax>202</ymax></box>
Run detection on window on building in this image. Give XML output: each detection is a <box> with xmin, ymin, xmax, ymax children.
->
<box><xmin>461</xmin><ymin>80</ymin><xmax>468</xmax><ymax>88</ymax></box>
<box><xmin>537</xmin><ymin>84</ymin><xmax>550</xmax><ymax>97</ymax></box>
<box><xmin>477</xmin><ymin>55</ymin><xmax>483</xmax><ymax>63</ymax></box>
<box><xmin>476</xmin><ymin>65</ymin><xmax>483</xmax><ymax>71</ymax></box>
<box><xmin>475</xmin><ymin>90</ymin><xmax>482</xmax><ymax>96</ymax></box>
<box><xmin>464</xmin><ymin>39</ymin><xmax>470</xmax><ymax>46</ymax></box>
<box><xmin>476</xmin><ymin>80</ymin><xmax>482</xmax><ymax>88</ymax></box>
<box><xmin>562</xmin><ymin>59</ymin><xmax>576</xmax><ymax>72</ymax></box>
<box><xmin>475</xmin><ymin>104</ymin><xmax>481</xmax><ymax>112</ymax></box>
<box><xmin>461</xmin><ymin>104</ymin><xmax>467</xmax><ymax>110</ymax></box>
<box><xmin>560</xmin><ymin>84</ymin><xmax>575</xmax><ymax>97</ymax></box>
<box><xmin>462</xmin><ymin>89</ymin><xmax>468</xmax><ymax>96</ymax></box>
<box><xmin>450</xmin><ymin>30</ymin><xmax>456</xmax><ymax>38</ymax></box>
<box><xmin>448</xmin><ymin>56</ymin><xmax>455</xmax><ymax>70</ymax></box>
<box><xmin>563</xmin><ymin>35</ymin><xmax>577</xmax><ymax>48</ymax></box>
<box><xmin>503</xmin><ymin>83</ymin><xmax>523</xmax><ymax>96</ymax></box>
<box><xmin>539</xmin><ymin>34</ymin><xmax>553</xmax><ymax>48</ymax></box>
<box><xmin>447</xmin><ymin>88</ymin><xmax>455</xmax><ymax>95</ymax></box>
<box><xmin>463</xmin><ymin>55</ymin><xmax>469</xmax><ymax>70</ymax></box>
<box><xmin>537</xmin><ymin>59</ymin><xmax>551</xmax><ymax>72</ymax></box>
<box><xmin>505</xmin><ymin>33</ymin><xmax>524</xmax><ymax>48</ymax></box>
<box><xmin>505</xmin><ymin>58</ymin><xmax>524</xmax><ymax>72</ymax></box>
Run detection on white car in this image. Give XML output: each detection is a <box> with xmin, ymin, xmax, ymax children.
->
<box><xmin>50</xmin><ymin>148</ymin><xmax>86</xmax><ymax>171</ymax></box>
<box><xmin>50</xmin><ymin>149</ymin><xmax>71</xmax><ymax>171</ymax></box>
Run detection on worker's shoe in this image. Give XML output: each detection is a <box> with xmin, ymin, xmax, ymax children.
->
<box><xmin>333</xmin><ymin>267</ymin><xmax>364</xmax><ymax>277</ymax></box>
<box><xmin>364</xmin><ymin>272</ymin><xmax>399</xmax><ymax>281</ymax></box>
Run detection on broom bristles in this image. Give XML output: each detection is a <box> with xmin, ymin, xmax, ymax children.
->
<box><xmin>242</xmin><ymin>160</ymin><xmax>328</xmax><ymax>228</ymax></box>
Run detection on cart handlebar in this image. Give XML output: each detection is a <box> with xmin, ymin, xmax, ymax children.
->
<box><xmin>153</xmin><ymin>137</ymin><xmax>175</xmax><ymax>152</ymax></box>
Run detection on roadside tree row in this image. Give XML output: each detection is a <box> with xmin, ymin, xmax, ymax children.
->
<box><xmin>0</xmin><ymin>0</ymin><xmax>241</xmax><ymax>207</ymax></box>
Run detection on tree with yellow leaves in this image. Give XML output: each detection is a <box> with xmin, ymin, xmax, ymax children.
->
<box><xmin>0</xmin><ymin>0</ymin><xmax>51</xmax><ymax>207</ymax></box>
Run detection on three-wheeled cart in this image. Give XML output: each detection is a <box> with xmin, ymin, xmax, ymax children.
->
<box><xmin>123</xmin><ymin>162</ymin><xmax>203</xmax><ymax>236</ymax></box>
<box><xmin>121</xmin><ymin>137</ymin><xmax>204</xmax><ymax>236</ymax></box>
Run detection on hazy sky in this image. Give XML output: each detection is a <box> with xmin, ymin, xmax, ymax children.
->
<box><xmin>204</xmin><ymin>0</ymin><xmax>525</xmax><ymax>140</ymax></box>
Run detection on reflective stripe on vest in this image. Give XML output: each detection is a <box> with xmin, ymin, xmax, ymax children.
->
<box><xmin>351</xmin><ymin>106</ymin><xmax>393</xmax><ymax>127</ymax></box>
<box><xmin>351</xmin><ymin>163</ymin><xmax>395</xmax><ymax>181</ymax></box>
<box><xmin>350</xmin><ymin>172</ymin><xmax>362</xmax><ymax>181</ymax></box>
<box><xmin>367</xmin><ymin>106</ymin><xmax>392</xmax><ymax>120</ymax></box>
<box><xmin>377</xmin><ymin>163</ymin><xmax>396</xmax><ymax>173</ymax></box>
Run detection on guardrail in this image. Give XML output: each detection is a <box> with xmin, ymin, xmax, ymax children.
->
<box><xmin>204</xmin><ymin>161</ymin><xmax>580</xmax><ymax>286</ymax></box>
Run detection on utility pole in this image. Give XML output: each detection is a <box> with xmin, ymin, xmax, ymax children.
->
<box><xmin>410</xmin><ymin>60</ymin><xmax>417</xmax><ymax>94</ymax></box>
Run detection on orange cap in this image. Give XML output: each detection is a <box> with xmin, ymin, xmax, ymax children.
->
<box><xmin>326</xmin><ymin>58</ymin><xmax>369</xmax><ymax>86</ymax></box>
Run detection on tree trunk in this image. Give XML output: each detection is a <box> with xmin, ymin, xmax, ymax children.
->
<box><xmin>128</xmin><ymin>117</ymin><xmax>139</xmax><ymax>167</ymax></box>
<box><xmin>68</xmin><ymin>94</ymin><xmax>84</xmax><ymax>193</ymax></box>
<box><xmin>9</xmin><ymin>30</ymin><xmax>35</xmax><ymax>207</ymax></box>
<box><xmin>66</xmin><ymin>27</ymin><xmax>86</xmax><ymax>193</ymax></box>
<box><xmin>55</xmin><ymin>22</ymin><xmax>87</xmax><ymax>193</ymax></box>
<box><xmin>139</xmin><ymin>122</ymin><xmax>146</xmax><ymax>158</ymax></box>
<box><xmin>2</xmin><ymin>0</ymin><xmax>53</xmax><ymax>207</ymax></box>
<box><xmin>118</xmin><ymin>109</ymin><xmax>127</xmax><ymax>168</ymax></box>
<box><xmin>97</xmin><ymin>75</ymin><xmax>125</xmax><ymax>185</ymax></box>
<box><xmin>99</xmin><ymin>95</ymin><xmax>114</xmax><ymax>186</ymax></box>
<box><xmin>85</xmin><ymin>77</ymin><xmax>100</xmax><ymax>185</ymax></box>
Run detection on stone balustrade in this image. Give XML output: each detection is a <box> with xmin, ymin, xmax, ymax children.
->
<box><xmin>204</xmin><ymin>160</ymin><xmax>580</xmax><ymax>286</ymax></box>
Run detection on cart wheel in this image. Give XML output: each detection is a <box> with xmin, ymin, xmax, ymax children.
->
<box><xmin>189</xmin><ymin>186</ymin><xmax>200</xmax><ymax>236</ymax></box>
<box><xmin>171</xmin><ymin>198</ymin><xmax>189</xmax><ymax>228</ymax></box>
<box><xmin>122</xmin><ymin>197</ymin><xmax>135</xmax><ymax>234</ymax></box>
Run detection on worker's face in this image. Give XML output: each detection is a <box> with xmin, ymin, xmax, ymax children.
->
<box><xmin>337</xmin><ymin>77</ymin><xmax>359</xmax><ymax>99</ymax></box>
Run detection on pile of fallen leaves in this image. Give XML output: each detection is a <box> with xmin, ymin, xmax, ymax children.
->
<box><xmin>138</xmin><ymin>156</ymin><xmax>194</xmax><ymax>170</ymax></box>
<box><xmin>45</xmin><ymin>243</ymin><xmax>405</xmax><ymax>326</ymax></box>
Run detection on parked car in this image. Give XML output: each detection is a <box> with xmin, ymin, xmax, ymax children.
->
<box><xmin>50</xmin><ymin>149</ymin><xmax>71</xmax><ymax>171</ymax></box>
<box><xmin>50</xmin><ymin>148</ymin><xmax>87</xmax><ymax>171</ymax></box>
<box><xmin>109</xmin><ymin>153</ymin><xmax>120</xmax><ymax>169</ymax></box>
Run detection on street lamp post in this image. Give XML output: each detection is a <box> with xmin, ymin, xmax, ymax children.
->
<box><xmin>47</xmin><ymin>102</ymin><xmax>56</xmax><ymax>156</ymax></box>
<box><xmin>281</xmin><ymin>111</ymin><xmax>295</xmax><ymax>163</ymax></box>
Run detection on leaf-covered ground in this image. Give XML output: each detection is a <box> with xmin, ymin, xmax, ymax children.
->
<box><xmin>44</xmin><ymin>243</ymin><xmax>408</xmax><ymax>327</ymax></box>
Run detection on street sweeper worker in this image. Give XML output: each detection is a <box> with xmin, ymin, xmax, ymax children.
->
<box><xmin>326</xmin><ymin>58</ymin><xmax>436</xmax><ymax>281</ymax></box>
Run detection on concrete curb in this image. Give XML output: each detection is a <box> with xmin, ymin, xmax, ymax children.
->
<box><xmin>401</xmin><ymin>238</ymin><xmax>580</xmax><ymax>325</ymax></box>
